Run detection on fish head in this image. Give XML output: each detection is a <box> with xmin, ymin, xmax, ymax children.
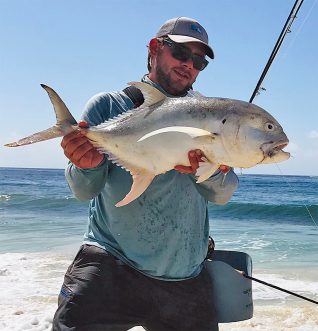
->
<box><xmin>218</xmin><ymin>102</ymin><xmax>290</xmax><ymax>168</ymax></box>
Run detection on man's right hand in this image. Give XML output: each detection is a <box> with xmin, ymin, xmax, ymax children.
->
<box><xmin>61</xmin><ymin>131</ymin><xmax>104</xmax><ymax>169</ymax></box>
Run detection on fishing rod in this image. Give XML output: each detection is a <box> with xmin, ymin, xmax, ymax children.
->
<box><xmin>248</xmin><ymin>0</ymin><xmax>317</xmax><ymax>228</ymax></box>
<box><xmin>243</xmin><ymin>273</ymin><xmax>318</xmax><ymax>305</ymax></box>
<box><xmin>242</xmin><ymin>0</ymin><xmax>318</xmax><ymax>306</ymax></box>
<box><xmin>249</xmin><ymin>0</ymin><xmax>305</xmax><ymax>103</ymax></box>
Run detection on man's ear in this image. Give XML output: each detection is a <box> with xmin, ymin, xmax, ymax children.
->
<box><xmin>148</xmin><ymin>38</ymin><xmax>160</xmax><ymax>56</ymax></box>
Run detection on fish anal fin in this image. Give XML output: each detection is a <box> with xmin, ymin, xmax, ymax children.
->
<box><xmin>138</xmin><ymin>126</ymin><xmax>213</xmax><ymax>142</ymax></box>
<box><xmin>115</xmin><ymin>172</ymin><xmax>155</xmax><ymax>207</ymax></box>
<box><xmin>196</xmin><ymin>158</ymin><xmax>219</xmax><ymax>183</ymax></box>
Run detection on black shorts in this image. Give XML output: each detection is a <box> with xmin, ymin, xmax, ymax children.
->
<box><xmin>52</xmin><ymin>244</ymin><xmax>218</xmax><ymax>331</ymax></box>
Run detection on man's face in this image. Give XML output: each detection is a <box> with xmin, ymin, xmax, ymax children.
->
<box><xmin>149</xmin><ymin>39</ymin><xmax>207</xmax><ymax>96</ymax></box>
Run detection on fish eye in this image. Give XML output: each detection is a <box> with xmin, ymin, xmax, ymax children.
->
<box><xmin>265</xmin><ymin>122</ymin><xmax>275</xmax><ymax>131</ymax></box>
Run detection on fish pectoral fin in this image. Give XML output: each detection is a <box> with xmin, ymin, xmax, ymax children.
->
<box><xmin>195</xmin><ymin>157</ymin><xmax>219</xmax><ymax>183</ymax></box>
<box><xmin>138</xmin><ymin>126</ymin><xmax>213</xmax><ymax>142</ymax></box>
<box><xmin>115</xmin><ymin>172</ymin><xmax>155</xmax><ymax>207</ymax></box>
<box><xmin>4</xmin><ymin>126</ymin><xmax>66</xmax><ymax>147</ymax></box>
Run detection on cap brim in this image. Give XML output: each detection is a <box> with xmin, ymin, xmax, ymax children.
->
<box><xmin>168</xmin><ymin>34</ymin><xmax>214</xmax><ymax>59</ymax></box>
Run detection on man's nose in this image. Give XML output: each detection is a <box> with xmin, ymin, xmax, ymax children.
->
<box><xmin>181</xmin><ymin>57</ymin><xmax>194</xmax><ymax>69</ymax></box>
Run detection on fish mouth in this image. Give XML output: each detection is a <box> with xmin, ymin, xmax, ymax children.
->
<box><xmin>267</xmin><ymin>141</ymin><xmax>289</xmax><ymax>157</ymax></box>
<box><xmin>260</xmin><ymin>140</ymin><xmax>290</xmax><ymax>163</ymax></box>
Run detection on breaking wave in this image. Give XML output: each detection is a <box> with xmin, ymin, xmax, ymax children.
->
<box><xmin>209</xmin><ymin>202</ymin><xmax>318</xmax><ymax>226</ymax></box>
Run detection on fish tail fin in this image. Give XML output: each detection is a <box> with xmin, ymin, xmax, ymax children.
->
<box><xmin>4</xmin><ymin>84</ymin><xmax>77</xmax><ymax>147</ymax></box>
<box><xmin>4</xmin><ymin>126</ymin><xmax>67</xmax><ymax>147</ymax></box>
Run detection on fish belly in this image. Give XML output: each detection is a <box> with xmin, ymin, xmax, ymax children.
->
<box><xmin>88</xmin><ymin>130</ymin><xmax>202</xmax><ymax>175</ymax></box>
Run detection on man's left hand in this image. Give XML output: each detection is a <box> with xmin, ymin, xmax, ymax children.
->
<box><xmin>174</xmin><ymin>149</ymin><xmax>205</xmax><ymax>174</ymax></box>
<box><xmin>174</xmin><ymin>149</ymin><xmax>231</xmax><ymax>175</ymax></box>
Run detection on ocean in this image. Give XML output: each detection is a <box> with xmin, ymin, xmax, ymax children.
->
<box><xmin>0</xmin><ymin>167</ymin><xmax>317</xmax><ymax>330</ymax></box>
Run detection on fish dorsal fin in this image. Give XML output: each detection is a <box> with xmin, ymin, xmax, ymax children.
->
<box><xmin>138</xmin><ymin>126</ymin><xmax>213</xmax><ymax>142</ymax></box>
<box><xmin>128</xmin><ymin>82</ymin><xmax>166</xmax><ymax>108</ymax></box>
<box><xmin>115</xmin><ymin>172</ymin><xmax>155</xmax><ymax>207</ymax></box>
<box><xmin>195</xmin><ymin>157</ymin><xmax>219</xmax><ymax>183</ymax></box>
<box><xmin>40</xmin><ymin>84</ymin><xmax>77</xmax><ymax>126</ymax></box>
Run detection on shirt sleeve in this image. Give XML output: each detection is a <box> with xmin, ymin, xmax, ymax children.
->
<box><xmin>64</xmin><ymin>92</ymin><xmax>133</xmax><ymax>201</ymax></box>
<box><xmin>65</xmin><ymin>160</ymin><xmax>109</xmax><ymax>201</ymax></box>
<box><xmin>192</xmin><ymin>169</ymin><xmax>239</xmax><ymax>205</ymax></box>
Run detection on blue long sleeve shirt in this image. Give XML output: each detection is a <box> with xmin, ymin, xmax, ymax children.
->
<box><xmin>65</xmin><ymin>77</ymin><xmax>239</xmax><ymax>280</ymax></box>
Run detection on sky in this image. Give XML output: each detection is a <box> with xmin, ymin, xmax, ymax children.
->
<box><xmin>0</xmin><ymin>0</ymin><xmax>317</xmax><ymax>176</ymax></box>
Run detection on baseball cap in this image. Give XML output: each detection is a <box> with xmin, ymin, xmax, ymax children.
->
<box><xmin>155</xmin><ymin>17</ymin><xmax>214</xmax><ymax>59</ymax></box>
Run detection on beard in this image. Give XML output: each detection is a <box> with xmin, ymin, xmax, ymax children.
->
<box><xmin>154</xmin><ymin>50</ymin><xmax>195</xmax><ymax>96</ymax></box>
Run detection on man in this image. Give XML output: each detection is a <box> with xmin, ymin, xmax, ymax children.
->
<box><xmin>53</xmin><ymin>17</ymin><xmax>238</xmax><ymax>331</ymax></box>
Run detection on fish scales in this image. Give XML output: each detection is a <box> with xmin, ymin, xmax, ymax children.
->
<box><xmin>87</xmin><ymin>97</ymin><xmax>223</xmax><ymax>174</ymax></box>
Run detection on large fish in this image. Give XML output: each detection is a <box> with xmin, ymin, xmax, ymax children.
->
<box><xmin>5</xmin><ymin>82</ymin><xmax>290</xmax><ymax>207</ymax></box>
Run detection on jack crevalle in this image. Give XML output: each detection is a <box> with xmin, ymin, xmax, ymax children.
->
<box><xmin>5</xmin><ymin>82</ymin><xmax>290</xmax><ymax>207</ymax></box>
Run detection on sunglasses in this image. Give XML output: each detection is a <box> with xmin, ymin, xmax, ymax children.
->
<box><xmin>162</xmin><ymin>38</ymin><xmax>209</xmax><ymax>71</ymax></box>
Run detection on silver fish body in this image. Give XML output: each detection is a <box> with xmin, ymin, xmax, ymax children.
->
<box><xmin>5</xmin><ymin>82</ymin><xmax>290</xmax><ymax>206</ymax></box>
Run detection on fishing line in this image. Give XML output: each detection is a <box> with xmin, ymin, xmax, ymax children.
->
<box><xmin>275</xmin><ymin>163</ymin><xmax>318</xmax><ymax>227</ymax></box>
<box><xmin>243</xmin><ymin>273</ymin><xmax>318</xmax><ymax>305</ymax></box>
<box><xmin>282</xmin><ymin>0</ymin><xmax>318</xmax><ymax>58</ymax></box>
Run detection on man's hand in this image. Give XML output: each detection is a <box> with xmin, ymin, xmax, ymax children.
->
<box><xmin>174</xmin><ymin>149</ymin><xmax>204</xmax><ymax>174</ymax></box>
<box><xmin>61</xmin><ymin>122</ymin><xmax>104</xmax><ymax>168</ymax></box>
<box><xmin>174</xmin><ymin>149</ymin><xmax>231</xmax><ymax>175</ymax></box>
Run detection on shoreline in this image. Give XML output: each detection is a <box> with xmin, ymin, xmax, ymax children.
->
<box><xmin>1</xmin><ymin>166</ymin><xmax>317</xmax><ymax>178</ymax></box>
